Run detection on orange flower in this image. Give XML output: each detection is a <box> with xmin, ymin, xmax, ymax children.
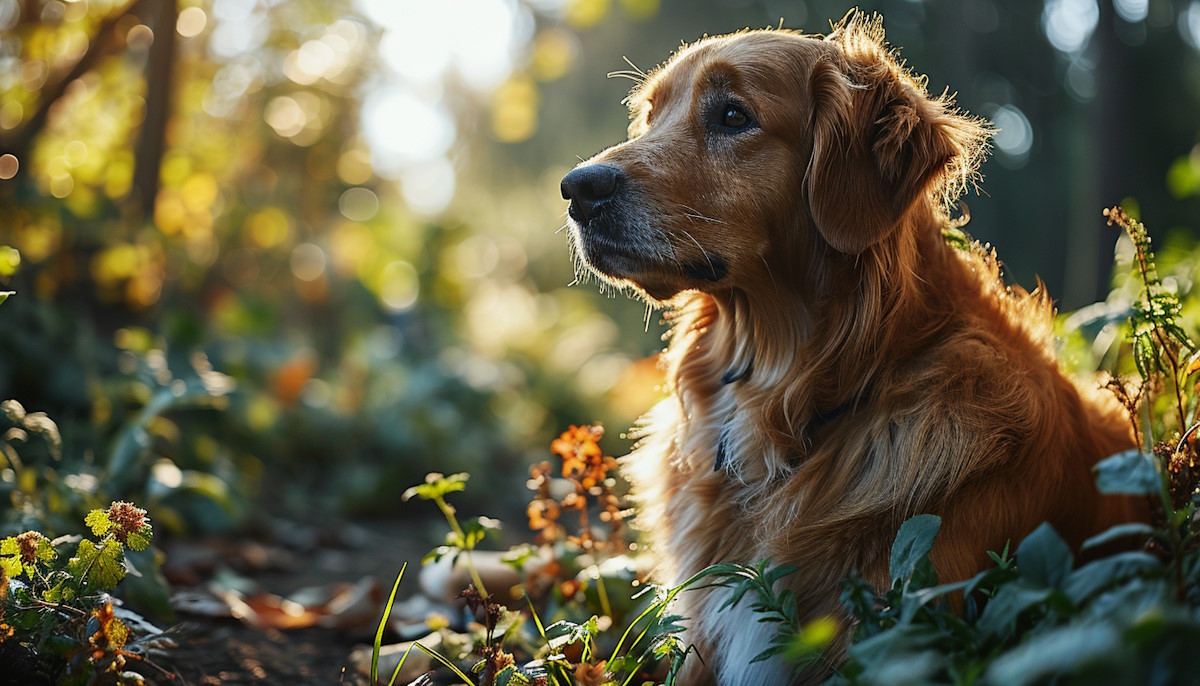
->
<box><xmin>560</xmin><ymin>579</ymin><xmax>582</xmax><ymax>599</ymax></box>
<box><xmin>527</xmin><ymin>499</ymin><xmax>561</xmax><ymax>531</ymax></box>
<box><xmin>551</xmin><ymin>425</ymin><xmax>617</xmax><ymax>490</ymax></box>
<box><xmin>573</xmin><ymin>660</ymin><xmax>610</xmax><ymax>686</ymax></box>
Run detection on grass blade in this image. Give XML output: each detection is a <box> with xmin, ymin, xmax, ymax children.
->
<box><xmin>372</xmin><ymin>563</ymin><xmax>406</xmax><ymax>685</ymax></box>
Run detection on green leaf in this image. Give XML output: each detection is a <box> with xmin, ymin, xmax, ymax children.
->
<box><xmin>107</xmin><ymin>381</ymin><xmax>231</xmax><ymax>491</ymax></box>
<box><xmin>85</xmin><ymin>509</ymin><xmax>113</xmax><ymax>537</ymax></box>
<box><xmin>1080</xmin><ymin>522</ymin><xmax>1156</xmax><ymax>552</ymax></box>
<box><xmin>0</xmin><ymin>291</ymin><xmax>12</xmax><ymax>306</ymax></box>
<box><xmin>898</xmin><ymin>577</ymin><xmax>975</xmax><ymax>624</ymax></box>
<box><xmin>889</xmin><ymin>514</ymin><xmax>942</xmax><ymax>585</ymax></box>
<box><xmin>125</xmin><ymin>527</ymin><xmax>153</xmax><ymax>552</ymax></box>
<box><xmin>983</xmin><ymin>622</ymin><xmax>1121</xmax><ymax>686</ymax></box>
<box><xmin>976</xmin><ymin>582</ymin><xmax>1053</xmax><ymax>640</ymax></box>
<box><xmin>495</xmin><ymin>665</ymin><xmax>523</xmax><ymax>686</ymax></box>
<box><xmin>1062</xmin><ymin>552</ymin><xmax>1162</xmax><ymax>605</ymax></box>
<box><xmin>422</xmin><ymin>545</ymin><xmax>458</xmax><ymax>566</ymax></box>
<box><xmin>1094</xmin><ymin>449</ymin><xmax>1160</xmax><ymax>495</ymax></box>
<box><xmin>1</xmin><ymin>556</ymin><xmax>21</xmax><ymax>579</ymax></box>
<box><xmin>0</xmin><ymin>247</ymin><xmax>18</xmax><ymax>277</ymax></box>
<box><xmin>69</xmin><ymin>538</ymin><xmax>126</xmax><ymax>591</ymax></box>
<box><xmin>43</xmin><ymin>579</ymin><xmax>68</xmax><ymax>602</ymax></box>
<box><xmin>1016</xmin><ymin>523</ymin><xmax>1073</xmax><ymax>589</ymax></box>
<box><xmin>500</xmin><ymin>543</ymin><xmax>537</xmax><ymax>570</ymax></box>
<box><xmin>402</xmin><ymin>472</ymin><xmax>469</xmax><ymax>502</ymax></box>
<box><xmin>845</xmin><ymin>624</ymin><xmax>943</xmax><ymax>684</ymax></box>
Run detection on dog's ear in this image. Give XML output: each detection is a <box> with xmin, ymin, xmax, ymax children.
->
<box><xmin>805</xmin><ymin>17</ymin><xmax>990</xmax><ymax>255</ymax></box>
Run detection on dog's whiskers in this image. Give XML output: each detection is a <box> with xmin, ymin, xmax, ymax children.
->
<box><xmin>607</xmin><ymin>70</ymin><xmax>646</xmax><ymax>83</ymax></box>
<box><xmin>679</xmin><ymin>228</ymin><xmax>717</xmax><ymax>278</ymax></box>
<box><xmin>674</xmin><ymin>202</ymin><xmax>728</xmax><ymax>226</ymax></box>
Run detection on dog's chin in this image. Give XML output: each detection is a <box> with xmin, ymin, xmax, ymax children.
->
<box><xmin>573</xmin><ymin>223</ymin><xmax>727</xmax><ymax>302</ymax></box>
<box><xmin>574</xmin><ymin>230</ymin><xmax>683</xmax><ymax>301</ymax></box>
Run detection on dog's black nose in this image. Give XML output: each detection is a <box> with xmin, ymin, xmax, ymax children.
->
<box><xmin>561</xmin><ymin>164</ymin><xmax>621</xmax><ymax>223</ymax></box>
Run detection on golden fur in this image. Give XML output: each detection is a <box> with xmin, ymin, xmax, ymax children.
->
<box><xmin>560</xmin><ymin>12</ymin><xmax>1143</xmax><ymax>685</ymax></box>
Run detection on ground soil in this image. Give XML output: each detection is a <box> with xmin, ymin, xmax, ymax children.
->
<box><xmin>150</xmin><ymin>518</ymin><xmax>436</xmax><ymax>686</ymax></box>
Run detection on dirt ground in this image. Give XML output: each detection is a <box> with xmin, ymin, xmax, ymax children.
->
<box><xmin>148</xmin><ymin>518</ymin><xmax>439</xmax><ymax>686</ymax></box>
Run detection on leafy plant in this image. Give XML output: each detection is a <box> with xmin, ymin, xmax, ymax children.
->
<box><xmin>0</xmin><ymin>500</ymin><xmax>169</xmax><ymax>684</ymax></box>
<box><xmin>404</xmin><ymin>472</ymin><xmax>498</xmax><ymax>598</ymax></box>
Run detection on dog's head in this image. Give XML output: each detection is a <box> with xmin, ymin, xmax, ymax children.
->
<box><xmin>561</xmin><ymin>13</ymin><xmax>991</xmax><ymax>303</ymax></box>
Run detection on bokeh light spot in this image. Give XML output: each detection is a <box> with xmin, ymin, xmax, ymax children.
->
<box><xmin>329</xmin><ymin>221</ymin><xmax>373</xmax><ymax>276</ymax></box>
<box><xmin>126</xmin><ymin>24</ymin><xmax>154</xmax><ymax>51</ymax></box>
<box><xmin>290</xmin><ymin>243</ymin><xmax>327</xmax><ymax>282</ymax></box>
<box><xmin>362</xmin><ymin>91</ymin><xmax>455</xmax><ymax>171</ymax></box>
<box><xmin>0</xmin><ymin>154</ymin><xmax>18</xmax><ymax>180</ymax></box>
<box><xmin>1113</xmin><ymin>0</ymin><xmax>1148</xmax><ymax>22</ymax></box>
<box><xmin>64</xmin><ymin>140</ymin><xmax>87</xmax><ymax>167</ymax></box>
<box><xmin>400</xmin><ymin>157</ymin><xmax>456</xmax><ymax>216</ymax></box>
<box><xmin>337</xmin><ymin>147</ymin><xmax>373</xmax><ymax>185</ymax></box>
<box><xmin>177</xmin><ymin>7</ymin><xmax>207</xmax><ymax>38</ymax></box>
<box><xmin>1041</xmin><ymin>0</ymin><xmax>1098</xmax><ymax>54</ymax></box>
<box><xmin>491</xmin><ymin>74</ymin><xmax>539</xmax><ymax>143</ymax></box>
<box><xmin>531</xmin><ymin>29</ymin><xmax>578</xmax><ymax>81</ymax></box>
<box><xmin>338</xmin><ymin>187</ymin><xmax>379</xmax><ymax>222</ymax></box>
<box><xmin>379</xmin><ymin>260</ymin><xmax>419</xmax><ymax>312</ymax></box>
<box><xmin>991</xmin><ymin>104</ymin><xmax>1033</xmax><ymax>166</ymax></box>
<box><xmin>244</xmin><ymin>207</ymin><xmax>291</xmax><ymax>248</ymax></box>
<box><xmin>567</xmin><ymin>0</ymin><xmax>610</xmax><ymax>27</ymax></box>
<box><xmin>618</xmin><ymin>0</ymin><xmax>659</xmax><ymax>20</ymax></box>
<box><xmin>0</xmin><ymin>101</ymin><xmax>23</xmax><ymax>130</ymax></box>
<box><xmin>265</xmin><ymin>95</ymin><xmax>306</xmax><ymax>138</ymax></box>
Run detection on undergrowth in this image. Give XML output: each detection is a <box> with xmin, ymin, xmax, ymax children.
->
<box><xmin>374</xmin><ymin>206</ymin><xmax>1200</xmax><ymax>686</ymax></box>
<box><xmin>0</xmin><ymin>498</ymin><xmax>168</xmax><ymax>685</ymax></box>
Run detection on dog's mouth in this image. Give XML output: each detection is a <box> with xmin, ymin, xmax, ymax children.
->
<box><xmin>571</xmin><ymin>214</ymin><xmax>728</xmax><ymax>300</ymax></box>
<box><xmin>570</xmin><ymin>214</ymin><xmax>652</xmax><ymax>280</ymax></box>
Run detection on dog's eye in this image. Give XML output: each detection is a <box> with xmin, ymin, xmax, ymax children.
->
<box><xmin>722</xmin><ymin>105</ymin><xmax>748</xmax><ymax>127</ymax></box>
<box><xmin>715</xmin><ymin>103</ymin><xmax>755</xmax><ymax>133</ymax></box>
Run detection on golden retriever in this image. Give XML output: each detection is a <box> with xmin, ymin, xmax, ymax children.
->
<box><xmin>560</xmin><ymin>12</ymin><xmax>1142</xmax><ymax>685</ymax></box>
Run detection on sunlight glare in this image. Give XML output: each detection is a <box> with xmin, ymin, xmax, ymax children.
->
<box><xmin>400</xmin><ymin>157</ymin><xmax>456</xmax><ymax>216</ymax></box>
<box><xmin>1041</xmin><ymin>0</ymin><xmax>1098</xmax><ymax>54</ymax></box>
<box><xmin>1182</xmin><ymin>2</ymin><xmax>1200</xmax><ymax>52</ymax></box>
<box><xmin>362</xmin><ymin>91</ymin><xmax>454</xmax><ymax>172</ymax></box>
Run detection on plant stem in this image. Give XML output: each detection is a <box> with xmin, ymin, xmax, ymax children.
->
<box><xmin>433</xmin><ymin>496</ymin><xmax>488</xmax><ymax>598</ymax></box>
<box><xmin>596</xmin><ymin>572</ymin><xmax>612</xmax><ymax>620</ymax></box>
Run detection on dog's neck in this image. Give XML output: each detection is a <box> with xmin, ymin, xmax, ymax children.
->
<box><xmin>664</xmin><ymin>205</ymin><xmax>958</xmax><ymax>483</ymax></box>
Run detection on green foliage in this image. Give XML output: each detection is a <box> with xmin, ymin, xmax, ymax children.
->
<box><xmin>0</xmin><ymin>501</ymin><xmax>161</xmax><ymax>684</ymax></box>
<box><xmin>398</xmin><ymin>466</ymin><xmax>719</xmax><ymax>686</ymax></box>
<box><xmin>403</xmin><ymin>472</ymin><xmax>471</xmax><ymax>503</ymax></box>
<box><xmin>405</xmin><ymin>472</ymin><xmax>493</xmax><ymax>598</ymax></box>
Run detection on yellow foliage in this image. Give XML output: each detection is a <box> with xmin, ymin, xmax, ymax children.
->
<box><xmin>329</xmin><ymin>221</ymin><xmax>373</xmax><ymax>276</ymax></box>
<box><xmin>104</xmin><ymin>152</ymin><xmax>135</xmax><ymax>199</ymax></box>
<box><xmin>491</xmin><ymin>74</ymin><xmax>539</xmax><ymax>143</ymax></box>
<box><xmin>618</xmin><ymin>0</ymin><xmax>660</xmax><ymax>19</ymax></box>
<box><xmin>566</xmin><ymin>0</ymin><xmax>610</xmax><ymax>28</ymax></box>
<box><xmin>181</xmin><ymin>173</ymin><xmax>218</xmax><ymax>212</ymax></box>
<box><xmin>244</xmin><ymin>207</ymin><xmax>291</xmax><ymax>249</ymax></box>
<box><xmin>531</xmin><ymin>29</ymin><xmax>577</xmax><ymax>82</ymax></box>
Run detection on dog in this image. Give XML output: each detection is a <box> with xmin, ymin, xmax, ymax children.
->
<box><xmin>560</xmin><ymin>12</ymin><xmax>1142</xmax><ymax>685</ymax></box>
